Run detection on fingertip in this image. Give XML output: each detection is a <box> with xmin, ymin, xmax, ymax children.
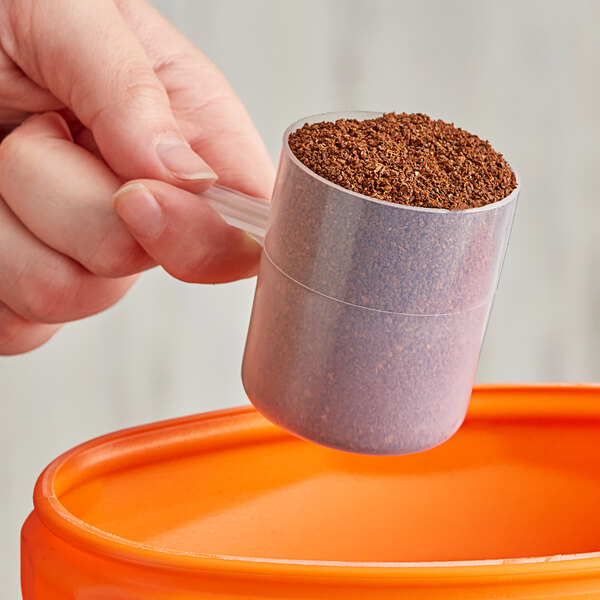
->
<box><xmin>21</xmin><ymin>111</ymin><xmax>74</xmax><ymax>141</ymax></box>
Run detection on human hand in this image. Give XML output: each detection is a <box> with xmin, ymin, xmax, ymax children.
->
<box><xmin>0</xmin><ymin>0</ymin><xmax>274</xmax><ymax>355</ymax></box>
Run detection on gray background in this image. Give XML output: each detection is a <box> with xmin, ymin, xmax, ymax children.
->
<box><xmin>3</xmin><ymin>0</ymin><xmax>599</xmax><ymax>596</ymax></box>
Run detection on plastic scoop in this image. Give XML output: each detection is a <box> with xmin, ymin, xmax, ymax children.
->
<box><xmin>201</xmin><ymin>111</ymin><xmax>519</xmax><ymax>455</ymax></box>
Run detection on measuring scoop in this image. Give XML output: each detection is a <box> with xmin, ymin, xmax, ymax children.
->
<box><xmin>202</xmin><ymin>111</ymin><xmax>520</xmax><ymax>455</ymax></box>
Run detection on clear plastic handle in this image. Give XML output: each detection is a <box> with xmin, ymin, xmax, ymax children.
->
<box><xmin>201</xmin><ymin>184</ymin><xmax>270</xmax><ymax>245</ymax></box>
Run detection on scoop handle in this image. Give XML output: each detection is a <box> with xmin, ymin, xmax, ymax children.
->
<box><xmin>201</xmin><ymin>184</ymin><xmax>270</xmax><ymax>245</ymax></box>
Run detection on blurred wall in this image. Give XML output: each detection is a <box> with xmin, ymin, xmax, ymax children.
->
<box><xmin>3</xmin><ymin>1</ymin><xmax>599</xmax><ymax>596</ymax></box>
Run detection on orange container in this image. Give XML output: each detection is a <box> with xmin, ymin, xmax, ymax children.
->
<box><xmin>22</xmin><ymin>385</ymin><xmax>600</xmax><ymax>599</ymax></box>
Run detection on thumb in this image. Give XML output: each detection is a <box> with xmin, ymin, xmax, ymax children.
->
<box><xmin>113</xmin><ymin>179</ymin><xmax>262</xmax><ymax>284</ymax></box>
<box><xmin>6</xmin><ymin>0</ymin><xmax>217</xmax><ymax>191</ymax></box>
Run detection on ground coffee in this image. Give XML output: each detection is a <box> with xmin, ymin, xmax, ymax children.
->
<box><xmin>242</xmin><ymin>112</ymin><xmax>519</xmax><ymax>454</ymax></box>
<box><xmin>288</xmin><ymin>112</ymin><xmax>516</xmax><ymax>210</ymax></box>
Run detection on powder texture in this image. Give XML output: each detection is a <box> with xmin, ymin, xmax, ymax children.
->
<box><xmin>288</xmin><ymin>113</ymin><xmax>517</xmax><ymax>210</ymax></box>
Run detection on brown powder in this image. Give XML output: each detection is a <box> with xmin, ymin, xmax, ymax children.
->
<box><xmin>288</xmin><ymin>113</ymin><xmax>516</xmax><ymax>210</ymax></box>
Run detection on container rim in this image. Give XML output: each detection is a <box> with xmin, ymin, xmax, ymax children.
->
<box><xmin>32</xmin><ymin>384</ymin><xmax>600</xmax><ymax>583</ymax></box>
<box><xmin>282</xmin><ymin>110</ymin><xmax>521</xmax><ymax>215</ymax></box>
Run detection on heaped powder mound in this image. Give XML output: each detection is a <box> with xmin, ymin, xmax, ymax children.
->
<box><xmin>288</xmin><ymin>112</ymin><xmax>516</xmax><ymax>210</ymax></box>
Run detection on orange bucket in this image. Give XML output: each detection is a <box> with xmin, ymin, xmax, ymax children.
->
<box><xmin>22</xmin><ymin>384</ymin><xmax>600</xmax><ymax>598</ymax></box>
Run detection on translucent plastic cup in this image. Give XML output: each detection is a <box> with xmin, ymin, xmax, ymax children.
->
<box><xmin>203</xmin><ymin>111</ymin><xmax>519</xmax><ymax>455</ymax></box>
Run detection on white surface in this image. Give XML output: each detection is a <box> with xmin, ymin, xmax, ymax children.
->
<box><xmin>3</xmin><ymin>1</ymin><xmax>600</xmax><ymax>597</ymax></box>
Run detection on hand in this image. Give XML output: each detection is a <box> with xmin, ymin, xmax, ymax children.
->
<box><xmin>0</xmin><ymin>0</ymin><xmax>274</xmax><ymax>355</ymax></box>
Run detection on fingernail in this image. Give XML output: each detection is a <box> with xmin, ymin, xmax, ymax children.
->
<box><xmin>156</xmin><ymin>137</ymin><xmax>218</xmax><ymax>182</ymax></box>
<box><xmin>113</xmin><ymin>183</ymin><xmax>165</xmax><ymax>239</ymax></box>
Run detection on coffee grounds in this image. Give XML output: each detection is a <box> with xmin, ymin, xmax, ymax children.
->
<box><xmin>288</xmin><ymin>113</ymin><xmax>516</xmax><ymax>210</ymax></box>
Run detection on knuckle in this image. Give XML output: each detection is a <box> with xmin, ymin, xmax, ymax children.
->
<box><xmin>85</xmin><ymin>229</ymin><xmax>150</xmax><ymax>278</ymax></box>
<box><xmin>87</xmin><ymin>62</ymin><xmax>169</xmax><ymax>131</ymax></box>
<box><xmin>0</xmin><ymin>306</ymin><xmax>57</xmax><ymax>355</ymax></box>
<box><xmin>2</xmin><ymin>0</ymin><xmax>35</xmax><ymax>58</ymax></box>
<box><xmin>86</xmin><ymin>251</ymin><xmax>127</xmax><ymax>278</ymax></box>
<box><xmin>16</xmin><ymin>263</ymin><xmax>80</xmax><ymax>323</ymax></box>
<box><xmin>0</xmin><ymin>305</ymin><xmax>26</xmax><ymax>349</ymax></box>
<box><xmin>121</xmin><ymin>64</ymin><xmax>167</xmax><ymax>104</ymax></box>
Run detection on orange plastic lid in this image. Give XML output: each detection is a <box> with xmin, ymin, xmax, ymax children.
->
<box><xmin>22</xmin><ymin>385</ymin><xmax>600</xmax><ymax>599</ymax></box>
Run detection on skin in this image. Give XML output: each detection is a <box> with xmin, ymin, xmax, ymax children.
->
<box><xmin>0</xmin><ymin>0</ymin><xmax>275</xmax><ymax>355</ymax></box>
